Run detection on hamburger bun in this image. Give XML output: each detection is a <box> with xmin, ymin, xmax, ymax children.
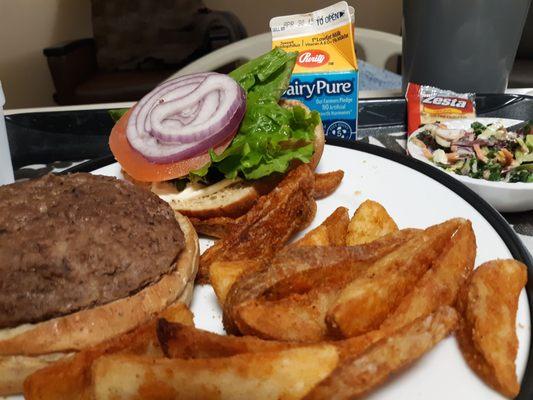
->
<box><xmin>0</xmin><ymin>174</ymin><xmax>199</xmax><ymax>395</ymax></box>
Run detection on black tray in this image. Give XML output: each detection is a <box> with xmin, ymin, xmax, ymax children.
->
<box><xmin>6</xmin><ymin>93</ymin><xmax>533</xmax><ymax>169</ymax></box>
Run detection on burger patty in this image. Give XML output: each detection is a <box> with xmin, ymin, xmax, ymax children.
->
<box><xmin>0</xmin><ymin>173</ymin><xmax>184</xmax><ymax>329</ymax></box>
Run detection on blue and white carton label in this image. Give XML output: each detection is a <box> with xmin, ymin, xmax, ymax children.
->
<box><xmin>271</xmin><ymin>1</ymin><xmax>359</xmax><ymax>141</ymax></box>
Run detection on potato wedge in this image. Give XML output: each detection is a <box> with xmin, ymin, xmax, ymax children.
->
<box><xmin>327</xmin><ymin>218</ymin><xmax>463</xmax><ymax>337</ymax></box>
<box><xmin>346</xmin><ymin>200</ymin><xmax>398</xmax><ymax>246</ymax></box>
<box><xmin>304</xmin><ymin>306</ymin><xmax>459</xmax><ymax>400</ymax></box>
<box><xmin>210</xmin><ymin>259</ymin><xmax>264</xmax><ymax>305</ymax></box>
<box><xmin>23</xmin><ymin>302</ymin><xmax>193</xmax><ymax>400</ymax></box>
<box><xmin>456</xmin><ymin>259</ymin><xmax>527</xmax><ymax>398</ymax></box>
<box><xmin>189</xmin><ymin>216</ymin><xmax>238</xmax><ymax>239</ymax></box>
<box><xmin>224</xmin><ymin>229</ymin><xmax>419</xmax><ymax>334</ymax></box>
<box><xmin>209</xmin><ymin>208</ymin><xmax>350</xmax><ymax>307</ymax></box>
<box><xmin>209</xmin><ymin>207</ymin><xmax>349</xmax><ymax>315</ymax></box>
<box><xmin>295</xmin><ymin>225</ymin><xmax>331</xmax><ymax>247</ymax></box>
<box><xmin>292</xmin><ymin>206</ymin><xmax>350</xmax><ymax>247</ymax></box>
<box><xmin>328</xmin><ymin>221</ymin><xmax>476</xmax><ymax>359</ymax></box>
<box><xmin>198</xmin><ymin>164</ymin><xmax>316</xmax><ymax>283</ymax></box>
<box><xmin>379</xmin><ymin>220</ymin><xmax>476</xmax><ymax>332</ymax></box>
<box><xmin>313</xmin><ymin>170</ymin><xmax>344</xmax><ymax>199</ymax></box>
<box><xmin>232</xmin><ymin>230</ymin><xmax>417</xmax><ymax>341</ymax></box>
<box><xmin>234</xmin><ymin>290</ymin><xmax>338</xmax><ymax>342</ymax></box>
<box><xmin>157</xmin><ymin>319</ymin><xmax>375</xmax><ymax>362</ymax></box>
<box><xmin>92</xmin><ymin>344</ymin><xmax>339</xmax><ymax>400</ymax></box>
<box><xmin>230</xmin><ymin>229</ymin><xmax>419</xmax><ymax>304</ymax></box>
<box><xmin>157</xmin><ymin>320</ymin><xmax>294</xmax><ymax>359</ymax></box>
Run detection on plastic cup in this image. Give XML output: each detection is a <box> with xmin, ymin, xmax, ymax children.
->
<box><xmin>402</xmin><ymin>0</ymin><xmax>531</xmax><ymax>93</ymax></box>
<box><xmin>0</xmin><ymin>82</ymin><xmax>14</xmax><ymax>185</ymax></box>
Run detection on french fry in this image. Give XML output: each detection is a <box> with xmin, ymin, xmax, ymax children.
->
<box><xmin>198</xmin><ymin>164</ymin><xmax>316</xmax><ymax>284</ymax></box>
<box><xmin>456</xmin><ymin>259</ymin><xmax>527</xmax><ymax>398</ymax></box>
<box><xmin>157</xmin><ymin>319</ymin><xmax>385</xmax><ymax>368</ymax></box>
<box><xmin>224</xmin><ymin>230</ymin><xmax>419</xmax><ymax>334</ymax></box>
<box><xmin>157</xmin><ymin>318</ymin><xmax>383</xmax><ymax>371</ymax></box>
<box><xmin>295</xmin><ymin>225</ymin><xmax>331</xmax><ymax>247</ymax></box>
<box><xmin>158</xmin><ymin>300</ymin><xmax>195</xmax><ymax>326</ymax></box>
<box><xmin>209</xmin><ymin>208</ymin><xmax>350</xmax><ymax>307</ymax></box>
<box><xmin>157</xmin><ymin>319</ymin><xmax>374</xmax><ymax>362</ymax></box>
<box><xmin>304</xmin><ymin>306</ymin><xmax>459</xmax><ymax>400</ymax></box>
<box><xmin>313</xmin><ymin>170</ymin><xmax>344</xmax><ymax>199</ymax></box>
<box><xmin>327</xmin><ymin>218</ymin><xmax>463</xmax><ymax>337</ymax></box>
<box><xmin>326</xmin><ymin>221</ymin><xmax>476</xmax><ymax>359</ymax></box>
<box><xmin>157</xmin><ymin>320</ymin><xmax>294</xmax><ymax>359</ymax></box>
<box><xmin>379</xmin><ymin>220</ymin><xmax>476</xmax><ymax>332</ymax></box>
<box><xmin>234</xmin><ymin>290</ymin><xmax>338</xmax><ymax>342</ymax></box>
<box><xmin>189</xmin><ymin>216</ymin><xmax>238</xmax><ymax>239</ymax></box>
<box><xmin>91</xmin><ymin>344</ymin><xmax>339</xmax><ymax>400</ymax></box>
<box><xmin>292</xmin><ymin>206</ymin><xmax>349</xmax><ymax>247</ymax></box>
<box><xmin>23</xmin><ymin>302</ymin><xmax>193</xmax><ymax>400</ymax></box>
<box><xmin>209</xmin><ymin>259</ymin><xmax>264</xmax><ymax>305</ymax></box>
<box><xmin>346</xmin><ymin>200</ymin><xmax>398</xmax><ymax>246</ymax></box>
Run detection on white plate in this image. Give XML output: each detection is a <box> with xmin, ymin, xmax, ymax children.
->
<box><xmin>9</xmin><ymin>143</ymin><xmax>532</xmax><ymax>399</ymax></box>
<box><xmin>407</xmin><ymin>117</ymin><xmax>533</xmax><ymax>212</ymax></box>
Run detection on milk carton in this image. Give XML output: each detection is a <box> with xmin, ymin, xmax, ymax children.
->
<box><xmin>270</xmin><ymin>1</ymin><xmax>359</xmax><ymax>141</ymax></box>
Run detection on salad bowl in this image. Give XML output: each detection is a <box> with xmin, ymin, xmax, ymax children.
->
<box><xmin>408</xmin><ymin>118</ymin><xmax>533</xmax><ymax>212</ymax></box>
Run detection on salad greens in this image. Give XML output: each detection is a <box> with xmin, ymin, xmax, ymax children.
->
<box><xmin>414</xmin><ymin>121</ymin><xmax>533</xmax><ymax>183</ymax></box>
<box><xmin>109</xmin><ymin>48</ymin><xmax>319</xmax><ymax>182</ymax></box>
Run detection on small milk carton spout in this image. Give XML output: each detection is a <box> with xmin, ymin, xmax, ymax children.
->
<box><xmin>270</xmin><ymin>1</ymin><xmax>359</xmax><ymax>141</ymax></box>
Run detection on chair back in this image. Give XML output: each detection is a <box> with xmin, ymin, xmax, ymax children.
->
<box><xmin>91</xmin><ymin>0</ymin><xmax>247</xmax><ymax>71</ymax></box>
<box><xmin>171</xmin><ymin>28</ymin><xmax>402</xmax><ymax>78</ymax></box>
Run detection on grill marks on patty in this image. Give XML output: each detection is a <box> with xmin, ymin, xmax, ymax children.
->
<box><xmin>0</xmin><ymin>173</ymin><xmax>184</xmax><ymax>328</ymax></box>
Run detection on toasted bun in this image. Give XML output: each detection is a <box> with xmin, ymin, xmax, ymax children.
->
<box><xmin>0</xmin><ymin>212</ymin><xmax>198</xmax><ymax>395</ymax></box>
<box><xmin>158</xmin><ymin>99</ymin><xmax>325</xmax><ymax>220</ymax></box>
<box><xmin>0</xmin><ymin>352</ymin><xmax>69</xmax><ymax>396</ymax></box>
<box><xmin>152</xmin><ymin>179</ymin><xmax>260</xmax><ymax>220</ymax></box>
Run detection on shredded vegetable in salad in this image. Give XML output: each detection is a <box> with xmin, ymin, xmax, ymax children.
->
<box><xmin>412</xmin><ymin>121</ymin><xmax>533</xmax><ymax>183</ymax></box>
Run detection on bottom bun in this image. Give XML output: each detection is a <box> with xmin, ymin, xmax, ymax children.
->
<box><xmin>0</xmin><ymin>212</ymin><xmax>199</xmax><ymax>396</ymax></box>
<box><xmin>0</xmin><ymin>352</ymin><xmax>69</xmax><ymax>396</ymax></box>
<box><xmin>177</xmin><ymin>276</ymin><xmax>195</xmax><ymax>305</ymax></box>
<box><xmin>152</xmin><ymin>178</ymin><xmax>261</xmax><ymax>220</ymax></box>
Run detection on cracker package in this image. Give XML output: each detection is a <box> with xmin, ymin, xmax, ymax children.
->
<box><xmin>270</xmin><ymin>1</ymin><xmax>359</xmax><ymax>141</ymax></box>
<box><xmin>406</xmin><ymin>82</ymin><xmax>476</xmax><ymax>136</ymax></box>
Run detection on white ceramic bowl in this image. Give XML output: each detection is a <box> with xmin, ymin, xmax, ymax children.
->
<box><xmin>407</xmin><ymin>118</ymin><xmax>533</xmax><ymax>212</ymax></box>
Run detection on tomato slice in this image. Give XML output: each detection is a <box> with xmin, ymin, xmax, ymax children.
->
<box><xmin>109</xmin><ymin>109</ymin><xmax>233</xmax><ymax>182</ymax></box>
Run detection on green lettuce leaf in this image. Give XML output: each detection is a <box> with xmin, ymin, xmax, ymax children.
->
<box><xmin>108</xmin><ymin>108</ymin><xmax>129</xmax><ymax>122</ymax></box>
<box><xmin>206</xmin><ymin>48</ymin><xmax>320</xmax><ymax>180</ymax></box>
<box><xmin>526</xmin><ymin>134</ymin><xmax>533</xmax><ymax>151</ymax></box>
<box><xmin>229</xmin><ymin>47</ymin><xmax>295</xmax><ymax>102</ymax></box>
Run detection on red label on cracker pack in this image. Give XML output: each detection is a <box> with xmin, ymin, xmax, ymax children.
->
<box><xmin>406</xmin><ymin>83</ymin><xmax>476</xmax><ymax>136</ymax></box>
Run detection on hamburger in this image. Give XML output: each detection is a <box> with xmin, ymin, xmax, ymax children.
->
<box><xmin>109</xmin><ymin>48</ymin><xmax>325</xmax><ymax>220</ymax></box>
<box><xmin>0</xmin><ymin>173</ymin><xmax>199</xmax><ymax>395</ymax></box>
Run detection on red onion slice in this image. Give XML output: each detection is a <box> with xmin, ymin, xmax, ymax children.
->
<box><xmin>126</xmin><ymin>73</ymin><xmax>245</xmax><ymax>163</ymax></box>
